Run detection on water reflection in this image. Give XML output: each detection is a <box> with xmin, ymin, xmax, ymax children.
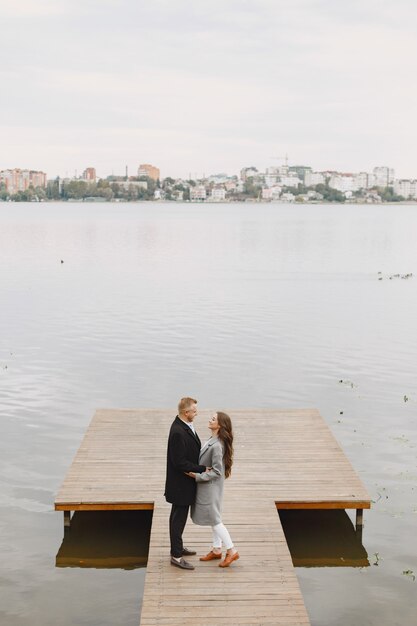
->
<box><xmin>1</xmin><ymin>202</ymin><xmax>417</xmax><ymax>625</ymax></box>
<box><xmin>279</xmin><ymin>510</ymin><xmax>369</xmax><ymax>567</ymax></box>
<box><xmin>56</xmin><ymin>511</ymin><xmax>152</xmax><ymax>570</ymax></box>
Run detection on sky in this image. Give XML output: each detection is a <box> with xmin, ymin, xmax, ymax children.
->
<box><xmin>1</xmin><ymin>0</ymin><xmax>417</xmax><ymax>180</ymax></box>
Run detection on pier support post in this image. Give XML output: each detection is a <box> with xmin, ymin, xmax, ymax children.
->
<box><xmin>63</xmin><ymin>510</ymin><xmax>71</xmax><ymax>529</ymax></box>
<box><xmin>355</xmin><ymin>508</ymin><xmax>363</xmax><ymax>539</ymax></box>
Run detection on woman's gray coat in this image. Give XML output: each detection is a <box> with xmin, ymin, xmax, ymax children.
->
<box><xmin>191</xmin><ymin>436</ymin><xmax>224</xmax><ymax>526</ymax></box>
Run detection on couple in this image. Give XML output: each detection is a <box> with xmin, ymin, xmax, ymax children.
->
<box><xmin>164</xmin><ymin>396</ymin><xmax>239</xmax><ymax>570</ymax></box>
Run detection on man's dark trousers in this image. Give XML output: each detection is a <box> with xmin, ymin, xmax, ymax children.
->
<box><xmin>169</xmin><ymin>504</ymin><xmax>189</xmax><ymax>558</ymax></box>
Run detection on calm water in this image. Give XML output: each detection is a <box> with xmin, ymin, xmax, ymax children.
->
<box><xmin>1</xmin><ymin>202</ymin><xmax>416</xmax><ymax>625</ymax></box>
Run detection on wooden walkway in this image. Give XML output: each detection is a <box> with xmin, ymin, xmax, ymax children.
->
<box><xmin>55</xmin><ymin>408</ymin><xmax>371</xmax><ymax>625</ymax></box>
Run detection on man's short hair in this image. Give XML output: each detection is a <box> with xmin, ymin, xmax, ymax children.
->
<box><xmin>178</xmin><ymin>397</ymin><xmax>197</xmax><ymax>415</ymax></box>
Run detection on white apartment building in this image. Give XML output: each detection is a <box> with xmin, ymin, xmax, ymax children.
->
<box><xmin>209</xmin><ymin>187</ymin><xmax>226</xmax><ymax>201</ymax></box>
<box><xmin>266</xmin><ymin>166</ymin><xmax>280</xmax><ymax>176</ymax></box>
<box><xmin>117</xmin><ymin>180</ymin><xmax>148</xmax><ymax>190</ymax></box>
<box><xmin>276</xmin><ymin>164</ymin><xmax>289</xmax><ymax>177</ymax></box>
<box><xmin>354</xmin><ymin>172</ymin><xmax>369</xmax><ymax>189</ymax></box>
<box><xmin>263</xmin><ymin>167</ymin><xmax>278</xmax><ymax>187</ymax></box>
<box><xmin>279</xmin><ymin>173</ymin><xmax>302</xmax><ymax>187</ymax></box>
<box><xmin>329</xmin><ymin>172</ymin><xmax>371</xmax><ymax>193</ymax></box>
<box><xmin>373</xmin><ymin>166</ymin><xmax>395</xmax><ymax>187</ymax></box>
<box><xmin>393</xmin><ymin>179</ymin><xmax>417</xmax><ymax>199</ymax></box>
<box><xmin>190</xmin><ymin>185</ymin><xmax>207</xmax><ymax>201</ymax></box>
<box><xmin>328</xmin><ymin>173</ymin><xmax>357</xmax><ymax>193</ymax></box>
<box><xmin>264</xmin><ymin>175</ymin><xmax>278</xmax><ymax>187</ymax></box>
<box><xmin>304</xmin><ymin>171</ymin><xmax>326</xmax><ymax>186</ymax></box>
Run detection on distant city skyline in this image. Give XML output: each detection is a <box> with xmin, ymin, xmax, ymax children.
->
<box><xmin>0</xmin><ymin>159</ymin><xmax>412</xmax><ymax>183</ymax></box>
<box><xmin>1</xmin><ymin>1</ymin><xmax>417</xmax><ymax>179</ymax></box>
<box><xmin>3</xmin><ymin>162</ymin><xmax>417</xmax><ymax>202</ymax></box>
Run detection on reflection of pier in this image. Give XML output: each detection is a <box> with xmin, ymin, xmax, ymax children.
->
<box><xmin>55</xmin><ymin>409</ymin><xmax>371</xmax><ymax>625</ymax></box>
<box><xmin>279</xmin><ymin>509</ymin><xmax>369</xmax><ymax>567</ymax></box>
<box><xmin>56</xmin><ymin>510</ymin><xmax>151</xmax><ymax>569</ymax></box>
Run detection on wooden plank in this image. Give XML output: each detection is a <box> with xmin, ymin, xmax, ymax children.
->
<box><xmin>55</xmin><ymin>503</ymin><xmax>154</xmax><ymax>511</ymax></box>
<box><xmin>276</xmin><ymin>500</ymin><xmax>371</xmax><ymax>510</ymax></box>
<box><xmin>55</xmin><ymin>408</ymin><xmax>371</xmax><ymax>626</ymax></box>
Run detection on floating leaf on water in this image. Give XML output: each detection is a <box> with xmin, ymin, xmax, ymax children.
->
<box><xmin>404</xmin><ymin>395</ymin><xmax>409</xmax><ymax>402</ymax></box>
<box><xmin>402</xmin><ymin>570</ymin><xmax>416</xmax><ymax>581</ymax></box>
<box><xmin>338</xmin><ymin>379</ymin><xmax>356</xmax><ymax>387</ymax></box>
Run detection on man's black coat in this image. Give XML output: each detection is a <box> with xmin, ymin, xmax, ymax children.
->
<box><xmin>165</xmin><ymin>416</ymin><xmax>206</xmax><ymax>506</ymax></box>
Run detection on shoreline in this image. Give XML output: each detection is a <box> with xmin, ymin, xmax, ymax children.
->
<box><xmin>1</xmin><ymin>199</ymin><xmax>416</xmax><ymax>206</ymax></box>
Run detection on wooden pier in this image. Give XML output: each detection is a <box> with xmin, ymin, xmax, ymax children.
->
<box><xmin>55</xmin><ymin>408</ymin><xmax>371</xmax><ymax>625</ymax></box>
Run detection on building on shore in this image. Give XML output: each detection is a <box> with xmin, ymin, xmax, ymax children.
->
<box><xmin>0</xmin><ymin>168</ymin><xmax>47</xmax><ymax>194</ymax></box>
<box><xmin>372</xmin><ymin>166</ymin><xmax>395</xmax><ymax>187</ymax></box>
<box><xmin>190</xmin><ymin>185</ymin><xmax>207</xmax><ymax>201</ymax></box>
<box><xmin>209</xmin><ymin>186</ymin><xmax>226</xmax><ymax>202</ymax></box>
<box><xmin>117</xmin><ymin>180</ymin><xmax>148</xmax><ymax>191</ymax></box>
<box><xmin>138</xmin><ymin>164</ymin><xmax>160</xmax><ymax>181</ymax></box>
<box><xmin>304</xmin><ymin>170</ymin><xmax>326</xmax><ymax>187</ymax></box>
<box><xmin>262</xmin><ymin>186</ymin><xmax>282</xmax><ymax>201</ymax></box>
<box><xmin>394</xmin><ymin>179</ymin><xmax>417</xmax><ymax>199</ymax></box>
<box><xmin>82</xmin><ymin>167</ymin><xmax>96</xmax><ymax>182</ymax></box>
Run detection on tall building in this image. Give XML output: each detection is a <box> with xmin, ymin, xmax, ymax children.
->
<box><xmin>394</xmin><ymin>179</ymin><xmax>417</xmax><ymax>199</ymax></box>
<box><xmin>304</xmin><ymin>171</ymin><xmax>326</xmax><ymax>186</ymax></box>
<box><xmin>82</xmin><ymin>167</ymin><xmax>96</xmax><ymax>182</ymax></box>
<box><xmin>137</xmin><ymin>164</ymin><xmax>160</xmax><ymax>181</ymax></box>
<box><xmin>373</xmin><ymin>166</ymin><xmax>395</xmax><ymax>187</ymax></box>
<box><xmin>0</xmin><ymin>169</ymin><xmax>47</xmax><ymax>194</ymax></box>
<box><xmin>289</xmin><ymin>165</ymin><xmax>312</xmax><ymax>183</ymax></box>
<box><xmin>354</xmin><ymin>172</ymin><xmax>369</xmax><ymax>190</ymax></box>
<box><xmin>328</xmin><ymin>173</ymin><xmax>356</xmax><ymax>192</ymax></box>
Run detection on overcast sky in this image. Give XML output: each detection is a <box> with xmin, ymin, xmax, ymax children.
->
<box><xmin>1</xmin><ymin>0</ymin><xmax>417</xmax><ymax>179</ymax></box>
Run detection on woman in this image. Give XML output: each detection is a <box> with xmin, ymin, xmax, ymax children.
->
<box><xmin>187</xmin><ymin>411</ymin><xmax>239</xmax><ymax>568</ymax></box>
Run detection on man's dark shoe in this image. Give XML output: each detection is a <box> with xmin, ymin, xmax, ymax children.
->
<box><xmin>182</xmin><ymin>547</ymin><xmax>196</xmax><ymax>556</ymax></box>
<box><xmin>170</xmin><ymin>556</ymin><xmax>195</xmax><ymax>570</ymax></box>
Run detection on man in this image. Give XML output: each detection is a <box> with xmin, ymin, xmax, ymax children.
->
<box><xmin>165</xmin><ymin>397</ymin><xmax>206</xmax><ymax>570</ymax></box>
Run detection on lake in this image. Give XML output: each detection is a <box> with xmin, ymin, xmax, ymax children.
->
<box><xmin>1</xmin><ymin>201</ymin><xmax>416</xmax><ymax>625</ymax></box>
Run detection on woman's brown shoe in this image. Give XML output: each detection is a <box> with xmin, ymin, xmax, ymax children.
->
<box><xmin>219</xmin><ymin>551</ymin><xmax>240</xmax><ymax>567</ymax></box>
<box><xmin>199</xmin><ymin>550</ymin><xmax>222</xmax><ymax>561</ymax></box>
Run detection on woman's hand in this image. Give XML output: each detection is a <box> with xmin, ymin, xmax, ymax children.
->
<box><xmin>184</xmin><ymin>471</ymin><xmax>196</xmax><ymax>478</ymax></box>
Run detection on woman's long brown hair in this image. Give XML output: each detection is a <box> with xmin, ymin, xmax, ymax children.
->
<box><xmin>216</xmin><ymin>412</ymin><xmax>234</xmax><ymax>478</ymax></box>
